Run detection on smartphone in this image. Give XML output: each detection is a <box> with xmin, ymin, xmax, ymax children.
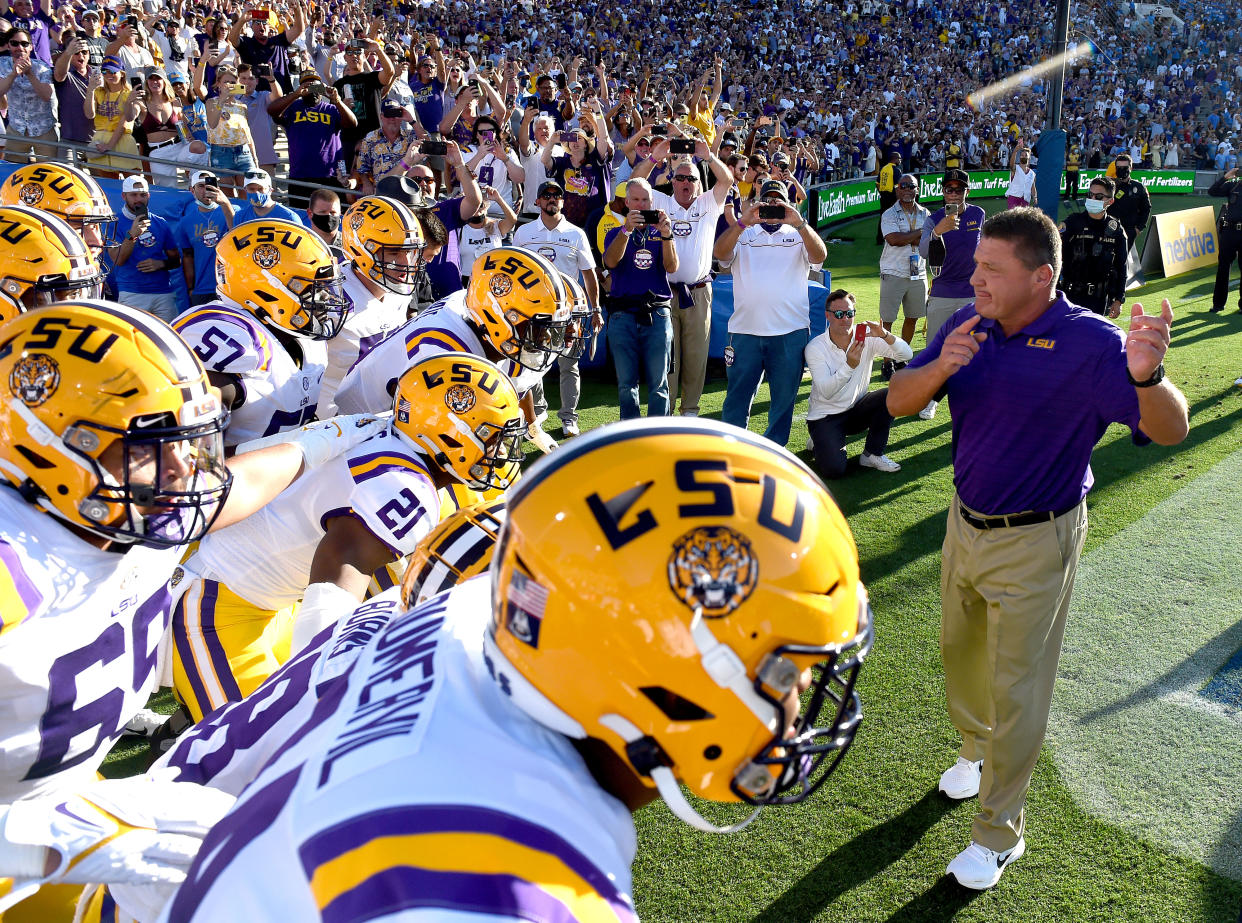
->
<box><xmin>250</xmin><ymin>8</ymin><xmax>270</xmax><ymax>18</ymax></box>
<box><xmin>479</xmin><ymin>129</ymin><xmax>495</xmax><ymax>142</ymax></box>
<box><xmin>132</xmin><ymin>204</ymin><xmax>148</xmax><ymax>218</ymax></box>
<box><xmin>639</xmin><ymin>209</ymin><xmax>660</xmax><ymax>225</ymax></box>
<box><xmin>669</xmin><ymin>138</ymin><xmax>695</xmax><ymax>155</ymax></box>
<box><xmin>945</xmin><ymin>202</ymin><xmax>961</xmax><ymax>216</ymax></box>
<box><xmin>558</xmin><ymin>131</ymin><xmax>578</xmax><ymax>144</ymax></box>
<box><xmin>421</xmin><ymin>139</ymin><xmax>447</xmax><ymax>156</ymax></box>
<box><xmin>129</xmin><ymin>75</ymin><xmax>143</xmax><ymax>89</ymax></box>
<box><xmin>204</xmin><ymin>175</ymin><xmax>219</xmax><ymax>187</ymax></box>
<box><xmin>854</xmin><ymin>325</ymin><xmax>867</xmax><ymax>344</ymax></box>
<box><xmin>555</xmin><ymin>72</ymin><xmax>566</xmax><ymax>90</ymax></box>
<box><xmin>228</xmin><ymin>83</ymin><xmax>245</xmax><ymax>95</ymax></box>
<box><xmin>650</xmin><ymin>124</ymin><xmax>668</xmax><ymax>137</ymax></box>
<box><xmin>758</xmin><ymin>203</ymin><xmax>785</xmax><ymax>221</ymax></box>
<box><xmin>737</xmin><ymin>111</ymin><xmax>749</xmax><ymax>119</ymax></box>
<box><xmin>255</xmin><ymin>63</ymin><xmax>272</xmax><ymax>77</ymax></box>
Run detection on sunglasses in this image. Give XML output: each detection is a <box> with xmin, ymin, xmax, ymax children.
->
<box><xmin>1085</xmin><ymin>192</ymin><xmax>1111</xmax><ymax>200</ymax></box>
<box><xmin>944</xmin><ymin>184</ymin><xmax>966</xmax><ymax>193</ymax></box>
<box><xmin>829</xmin><ymin>309</ymin><xmax>857</xmax><ymax>319</ymax></box>
<box><xmin>897</xmin><ymin>183</ymin><xmax>917</xmax><ymax>189</ymax></box>
<box><xmin>9</xmin><ymin>40</ymin><xmax>31</xmax><ymax>47</ymax></box>
<box><xmin>410</xmin><ymin>175</ymin><xmax>435</xmax><ymax>184</ymax></box>
<box><xmin>540</xmin><ymin>192</ymin><xmax>564</xmax><ymax>199</ymax></box>
<box><xmin>673</xmin><ymin>174</ymin><xmax>698</xmax><ymax>182</ymax></box>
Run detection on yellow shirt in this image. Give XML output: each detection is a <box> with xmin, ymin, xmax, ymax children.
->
<box><xmin>91</xmin><ymin>86</ymin><xmax>130</xmax><ymax>133</ymax></box>
<box><xmin>877</xmin><ymin>163</ymin><xmax>896</xmax><ymax>192</ymax></box>
<box><xmin>595</xmin><ymin>210</ymin><xmax>622</xmax><ymax>255</ymax></box>
<box><xmin>208</xmin><ymin>98</ymin><xmax>253</xmax><ymax>148</ymax></box>
<box><xmin>946</xmin><ymin>144</ymin><xmax>961</xmax><ymax>169</ymax></box>
<box><xmin>687</xmin><ymin>107</ymin><xmax>716</xmax><ymax>146</ymax></box>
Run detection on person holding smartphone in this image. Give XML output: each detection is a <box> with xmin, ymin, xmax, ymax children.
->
<box><xmin>83</xmin><ymin>54</ymin><xmax>141</xmax><ymax>179</ymax></box>
<box><xmin>0</xmin><ymin>27</ymin><xmax>57</xmax><ymax>164</ymax></box>
<box><xmin>804</xmin><ymin>289</ymin><xmax>911</xmax><ymax>477</ymax></box>
<box><xmin>464</xmin><ymin>114</ymin><xmax>522</xmax><ymax>217</ymax></box>
<box><xmin>177</xmin><ymin>169</ymin><xmax>235</xmax><ymax>306</ymax></box>
<box><xmin>52</xmin><ymin>30</ymin><xmax>95</xmax><ymax>149</ymax></box>
<box><xmin>110</xmin><ymin>174</ymin><xmax>182</xmax><ymax>322</ymax></box>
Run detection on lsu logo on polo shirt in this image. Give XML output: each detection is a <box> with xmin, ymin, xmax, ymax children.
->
<box><xmin>1026</xmin><ymin>336</ymin><xmax>1056</xmax><ymax>350</ymax></box>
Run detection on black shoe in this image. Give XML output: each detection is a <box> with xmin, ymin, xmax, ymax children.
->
<box><xmin>881</xmin><ymin>359</ymin><xmax>894</xmax><ymax>381</ymax></box>
<box><xmin>1210</xmin><ymin>304</ymin><xmax>1225</xmax><ymax>313</ymax></box>
<box><xmin>894</xmin><ymin>360</ymin><xmax>908</xmax><ymax>373</ymax></box>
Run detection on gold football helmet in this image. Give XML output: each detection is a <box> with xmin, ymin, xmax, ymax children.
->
<box><xmin>0</xmin><ymin>206</ymin><xmax>105</xmax><ymax>323</ymax></box>
<box><xmin>558</xmin><ymin>271</ymin><xmax>592</xmax><ymax>361</ymax></box>
<box><xmin>485</xmin><ymin>418</ymin><xmax>872</xmax><ymax>832</ymax></box>
<box><xmin>392</xmin><ymin>354</ymin><xmax>524</xmax><ymax>491</ymax></box>
<box><xmin>215</xmin><ymin>219</ymin><xmax>349</xmax><ymax>339</ymax></box>
<box><xmin>342</xmin><ymin>196</ymin><xmax>426</xmax><ymax>296</ymax></box>
<box><xmin>465</xmin><ymin>247</ymin><xmax>572</xmax><ymax>372</ymax></box>
<box><xmin>0</xmin><ymin>163</ymin><xmax>116</xmax><ymax>254</ymax></box>
<box><xmin>402</xmin><ymin>497</ymin><xmax>507</xmax><ymax>607</ymax></box>
<box><xmin>0</xmin><ymin>300</ymin><xmax>231</xmax><ymax>546</ymax></box>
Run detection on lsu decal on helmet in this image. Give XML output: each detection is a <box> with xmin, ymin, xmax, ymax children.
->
<box><xmin>216</xmin><ymin>219</ymin><xmax>349</xmax><ymax>339</ymax></box>
<box><xmin>401</xmin><ymin>497</ymin><xmax>507</xmax><ymax>607</ymax></box>
<box><xmin>465</xmin><ymin>247</ymin><xmax>572</xmax><ymax>372</ymax></box>
<box><xmin>392</xmin><ymin>354</ymin><xmax>524</xmax><ymax>491</ymax></box>
<box><xmin>558</xmin><ymin>271</ymin><xmax>592</xmax><ymax>361</ymax></box>
<box><xmin>0</xmin><ymin>205</ymin><xmax>106</xmax><ymax>323</ymax></box>
<box><xmin>0</xmin><ymin>300</ymin><xmax>232</xmax><ymax>546</ymax></box>
<box><xmin>0</xmin><ymin>163</ymin><xmax>116</xmax><ymax>254</ymax></box>
<box><xmin>342</xmin><ymin>196</ymin><xmax>426</xmax><ymax>296</ymax></box>
<box><xmin>485</xmin><ymin>417</ymin><xmax>872</xmax><ymax>833</ymax></box>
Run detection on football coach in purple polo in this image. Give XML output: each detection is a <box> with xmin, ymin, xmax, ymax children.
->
<box><xmin>887</xmin><ymin>207</ymin><xmax>1189</xmax><ymax>890</ymax></box>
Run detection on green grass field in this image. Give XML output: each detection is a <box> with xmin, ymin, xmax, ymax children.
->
<box><xmin>105</xmin><ymin>194</ymin><xmax>1242</xmax><ymax>921</ymax></box>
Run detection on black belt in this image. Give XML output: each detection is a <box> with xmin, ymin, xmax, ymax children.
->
<box><xmin>959</xmin><ymin>501</ymin><xmax>1080</xmax><ymax>530</ymax></box>
<box><xmin>149</xmin><ymin>137</ymin><xmax>179</xmax><ymax>151</ymax></box>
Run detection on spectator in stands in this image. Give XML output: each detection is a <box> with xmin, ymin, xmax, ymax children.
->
<box><xmin>465</xmin><ymin>113</ymin><xmax>523</xmax><ymax>217</ymax></box>
<box><xmin>603</xmin><ymin>177</ymin><xmax>677</xmax><ymax>420</ymax></box>
<box><xmin>137</xmin><ymin>68</ymin><xmax>202</xmax><ymax>188</ymax></box>
<box><xmin>355</xmin><ymin>99</ymin><xmax>419</xmax><ymax>195</ymax></box>
<box><xmin>408</xmin><ymin>43</ymin><xmax>448</xmax><ymax>137</ymax></box>
<box><xmin>178</xmin><ymin>169</ymin><xmax>234</xmax><ymax>307</ymax></box>
<box><xmin>714</xmin><ymin>179</ymin><xmax>826</xmax><ymax>447</ymax></box>
<box><xmin>229</xmin><ymin>1</ymin><xmax>305</xmax><ymax>96</ymax></box>
<box><xmin>53</xmin><ymin>31</ymin><xmax>93</xmax><ymax>150</ymax></box>
<box><xmin>204</xmin><ymin>64</ymin><xmax>258</xmax><ymax>192</ymax></box>
<box><xmin>269</xmin><ymin>72</ymin><xmax>355</xmax><ymax>209</ymax></box>
<box><xmin>874</xmin><ymin>151</ymin><xmax>900</xmax><ymax>244</ymax></box>
<box><xmin>517</xmin><ymin>111</ymin><xmax>556</xmax><ymax>222</ymax></box>
<box><xmin>232</xmin><ymin>168</ymin><xmax>306</xmax><ymax>227</ymax></box>
<box><xmin>76</xmin><ymin>9</ymin><xmax>105</xmax><ymax>68</ymax></box>
<box><xmin>2</xmin><ymin>0</ymin><xmax>54</xmax><ymax>65</ymax></box>
<box><xmin>84</xmin><ymin>55</ymin><xmax>140</xmax><ymax>180</ymax></box>
<box><xmin>421</xmin><ymin>141</ymin><xmax>482</xmax><ymax>298</ymax></box>
<box><xmin>236</xmin><ymin>63</ymin><xmax>280</xmax><ymax>177</ymax></box>
<box><xmin>0</xmin><ymin>27</ymin><xmax>56</xmax><ymax>163</ymax></box>
<box><xmin>457</xmin><ymin>185</ymin><xmax>517</xmax><ymax>283</ymax></box>
<box><xmin>878</xmin><ymin>173</ymin><xmax>930</xmax><ymax>380</ymax></box>
<box><xmin>105</xmin><ymin>15</ymin><xmax>153</xmax><ymax>74</ymax></box>
<box><xmin>111</xmin><ymin>174</ymin><xmax>181</xmax><ymax>322</ymax></box>
<box><xmin>334</xmin><ymin>37</ymin><xmax>394</xmax><ymax>172</ymax></box>
<box><xmin>306</xmin><ymin>187</ymin><xmax>344</xmax><ymax>256</ymax></box>
<box><xmin>543</xmin><ymin>103</ymin><xmax>612</xmax><ymax>229</ymax></box>
<box><xmin>805</xmin><ymin>289</ymin><xmax>912</xmax><ymax>477</ymax></box>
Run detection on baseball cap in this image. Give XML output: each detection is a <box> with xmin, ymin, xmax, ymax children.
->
<box><xmin>758</xmin><ymin>179</ymin><xmax>789</xmax><ymax>202</ymax></box>
<box><xmin>943</xmin><ymin>168</ymin><xmax>970</xmax><ymax>187</ymax></box>
<box><xmin>612</xmin><ymin>181</ymin><xmax>628</xmax><ymax>199</ymax></box>
<box><xmin>380</xmin><ymin>99</ymin><xmax>411</xmax><ymax>118</ymax></box>
<box><xmin>122</xmin><ymin>174</ymin><xmax>149</xmax><ymax>193</ymax></box>
<box><xmin>243</xmin><ymin>169</ymin><xmax>272</xmax><ymax>189</ymax></box>
<box><xmin>719</xmin><ymin>102</ymin><xmax>734</xmax><ymax>112</ymax></box>
<box><xmin>772</xmin><ymin>152</ymin><xmax>791</xmax><ymax>165</ymax></box>
<box><xmin>190</xmin><ymin>169</ymin><xmax>214</xmax><ymax>187</ymax></box>
<box><xmin>146</xmin><ymin>67</ymin><xmax>166</xmax><ymax>82</ymax></box>
<box><xmin>537</xmin><ymin>180</ymin><xmax>564</xmax><ymax>198</ymax></box>
<box><xmin>167</xmin><ymin>70</ymin><xmax>188</xmax><ymax>84</ymax></box>
<box><xmin>101</xmin><ymin>54</ymin><xmax>124</xmax><ymax>73</ymax></box>
<box><xmin>417</xmin><ymin>56</ymin><xmax>434</xmax><ymax>66</ymax></box>
<box><xmin>81</xmin><ymin>8</ymin><xmax>99</xmax><ymax>18</ymax></box>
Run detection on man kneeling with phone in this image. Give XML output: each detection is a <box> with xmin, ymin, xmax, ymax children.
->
<box><xmin>803</xmin><ymin>289</ymin><xmax>912</xmax><ymax>476</ymax></box>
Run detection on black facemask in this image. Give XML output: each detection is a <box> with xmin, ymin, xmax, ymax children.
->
<box><xmin>311</xmin><ymin>212</ymin><xmax>341</xmax><ymax>234</ymax></box>
<box><xmin>1116</xmin><ymin>165</ymin><xmax>1131</xmax><ymax>178</ymax></box>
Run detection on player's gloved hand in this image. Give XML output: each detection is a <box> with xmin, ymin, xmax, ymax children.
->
<box><xmin>0</xmin><ymin>778</ymin><xmax>236</xmax><ymax>912</ymax></box>
<box><xmin>235</xmin><ymin>412</ymin><xmax>391</xmax><ymax>466</ymax></box>
<box><xmin>526</xmin><ymin>422</ymin><xmax>559</xmax><ymax>455</ymax></box>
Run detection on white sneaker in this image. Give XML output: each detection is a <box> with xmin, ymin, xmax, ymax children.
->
<box><xmin>938</xmin><ymin>757</ymin><xmax>983</xmax><ymax>799</ymax></box>
<box><xmin>122</xmin><ymin>708</ymin><xmax>169</xmax><ymax>738</ymax></box>
<box><xmin>561</xmin><ymin>419</ymin><xmax>580</xmax><ymax>437</ymax></box>
<box><xmin>1234</xmin><ymin>376</ymin><xmax>1242</xmax><ymax>388</ymax></box>
<box><xmin>859</xmin><ymin>452</ymin><xmax>900</xmax><ymax>473</ymax></box>
<box><xmin>919</xmin><ymin>400</ymin><xmax>938</xmax><ymax>420</ymax></box>
<box><xmin>947</xmin><ymin>838</ymin><xmax>1026</xmax><ymax>890</ymax></box>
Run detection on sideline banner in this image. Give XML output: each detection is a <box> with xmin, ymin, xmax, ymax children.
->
<box><xmin>812</xmin><ymin>169</ymin><xmax>1196</xmax><ymax>229</ymax></box>
<box><xmin>1139</xmin><ymin>205</ymin><xmax>1218</xmax><ymax>278</ymax></box>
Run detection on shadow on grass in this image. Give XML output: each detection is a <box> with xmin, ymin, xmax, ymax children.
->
<box><xmin>883</xmin><ymin>876</ymin><xmax>983</xmax><ymax>923</ymax></box>
<box><xmin>748</xmin><ymin>790</ymin><xmax>965</xmax><ymax>923</ymax></box>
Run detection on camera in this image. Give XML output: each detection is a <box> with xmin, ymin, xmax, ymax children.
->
<box><xmin>422</xmin><ymin>139</ymin><xmax>448</xmax><ymax>156</ymax></box>
<box><xmin>669</xmin><ymin>138</ymin><xmax>695</xmax><ymax>155</ymax></box>
<box><xmin>639</xmin><ymin>209</ymin><xmax>661</xmax><ymax>225</ymax></box>
<box><xmin>348</xmin><ymin>38</ymin><xmax>367</xmax><ymax>51</ymax></box>
<box><xmin>758</xmin><ymin>203</ymin><xmax>785</xmax><ymax>221</ymax></box>
<box><xmin>945</xmin><ymin>202</ymin><xmax>961</xmax><ymax>216</ymax></box>
<box><xmin>555</xmin><ymin>73</ymin><xmax>567</xmax><ymax>90</ymax></box>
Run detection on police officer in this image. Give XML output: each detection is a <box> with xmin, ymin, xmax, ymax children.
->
<box><xmin>1106</xmin><ymin>153</ymin><xmax>1151</xmax><ymax>247</ymax></box>
<box><xmin>1060</xmin><ymin>177</ymin><xmax>1127</xmax><ymax>318</ymax></box>
<box><xmin>1209</xmin><ymin>167</ymin><xmax>1242</xmax><ymax>314</ymax></box>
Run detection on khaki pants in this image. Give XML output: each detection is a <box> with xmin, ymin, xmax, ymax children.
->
<box><xmin>940</xmin><ymin>494</ymin><xmax>1087</xmax><ymax>852</ymax></box>
<box><xmin>668</xmin><ymin>282</ymin><xmax>712</xmax><ymax>416</ymax></box>
<box><xmin>926</xmin><ymin>295</ymin><xmax>974</xmax><ymax>342</ymax></box>
<box><xmin>4</xmin><ymin>127</ymin><xmax>58</xmax><ymax>164</ymax></box>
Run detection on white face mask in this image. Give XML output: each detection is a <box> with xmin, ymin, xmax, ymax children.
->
<box><xmin>1084</xmin><ymin>198</ymin><xmax>1106</xmax><ymax>215</ymax></box>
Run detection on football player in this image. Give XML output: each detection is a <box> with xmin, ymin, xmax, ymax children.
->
<box><xmin>318</xmin><ymin>196</ymin><xmax>427</xmax><ymax>417</ymax></box>
<box><xmin>333</xmin><ymin>246</ymin><xmax>574</xmax><ymax>453</ymax></box>
<box><xmin>0</xmin><ymin>205</ymin><xmax>105</xmax><ymax>322</ymax></box>
<box><xmin>0</xmin><ymin>163</ymin><xmax>117</xmax><ymax>263</ymax></box>
<box><xmin>44</xmin><ymin>417</ymin><xmax>869</xmax><ymax>922</ymax></box>
<box><xmin>172</xmin><ymin>218</ymin><xmax>349</xmax><ymax>451</ymax></box>
<box><xmin>0</xmin><ymin>300</ymin><xmax>378</xmax><ymax>919</ymax></box>
<box><xmin>400</xmin><ymin>496</ymin><xmax>507</xmax><ymax>606</ymax></box>
<box><xmin>170</xmin><ymin>353</ymin><xmax>526</xmax><ymax>720</ymax></box>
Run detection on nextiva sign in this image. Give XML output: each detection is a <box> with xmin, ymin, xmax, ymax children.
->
<box><xmin>1152</xmin><ymin>206</ymin><xmax>1218</xmax><ymax>277</ymax></box>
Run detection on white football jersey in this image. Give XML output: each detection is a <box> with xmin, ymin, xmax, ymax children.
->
<box><xmin>0</xmin><ymin>491</ymin><xmax>179</xmax><ymax>802</ymax></box>
<box><xmin>331</xmin><ymin>291</ymin><xmax>484</xmax><ymax>416</ymax></box>
<box><xmin>154</xmin><ymin>579</ymin><xmax>639</xmax><ymax>923</ymax></box>
<box><xmin>190</xmin><ymin>426</ymin><xmax>440</xmax><ymax>611</ymax></box>
<box><xmin>319</xmin><ymin>263</ymin><xmax>412</xmax><ymax>418</ymax></box>
<box><xmin>173</xmin><ymin>302</ymin><xmax>326</xmax><ymax>448</ymax></box>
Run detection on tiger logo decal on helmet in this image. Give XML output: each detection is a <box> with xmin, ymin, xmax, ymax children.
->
<box><xmin>18</xmin><ymin>183</ymin><xmax>43</xmax><ymax>206</ymax></box>
<box><xmin>444</xmin><ymin>383</ymin><xmax>476</xmax><ymax>414</ymax></box>
<box><xmin>465</xmin><ymin>247</ymin><xmax>573</xmax><ymax>372</ymax></box>
<box><xmin>1</xmin><ymin>163</ymin><xmax>117</xmax><ymax>253</ymax></box>
<box><xmin>668</xmin><ymin>525</ymin><xmax>759</xmax><ymax>619</ymax></box>
<box><xmin>9</xmin><ymin>353</ymin><xmax>60</xmax><ymax>407</ymax></box>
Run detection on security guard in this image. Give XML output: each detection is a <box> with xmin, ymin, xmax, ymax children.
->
<box><xmin>1106</xmin><ymin>153</ymin><xmax>1151</xmax><ymax>247</ymax></box>
<box><xmin>1065</xmin><ymin>143</ymin><xmax>1081</xmax><ymax>201</ymax></box>
<box><xmin>1209</xmin><ymin>167</ymin><xmax>1242</xmax><ymax>313</ymax></box>
<box><xmin>875</xmin><ymin>151</ymin><xmax>901</xmax><ymax>244</ymax></box>
<box><xmin>1060</xmin><ymin>177</ymin><xmax>1127</xmax><ymax>318</ymax></box>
